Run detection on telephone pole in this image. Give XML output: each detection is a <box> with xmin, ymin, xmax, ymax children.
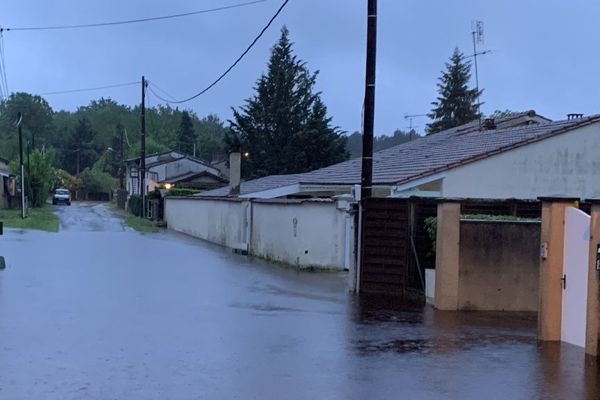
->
<box><xmin>360</xmin><ymin>0</ymin><xmax>377</xmax><ymax>201</ymax></box>
<box><xmin>16</xmin><ymin>112</ymin><xmax>25</xmax><ymax>219</ymax></box>
<box><xmin>140</xmin><ymin>76</ymin><xmax>147</xmax><ymax>218</ymax></box>
<box><xmin>119</xmin><ymin>125</ymin><xmax>125</xmax><ymax>190</ymax></box>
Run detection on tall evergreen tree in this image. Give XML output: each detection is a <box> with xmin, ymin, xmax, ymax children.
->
<box><xmin>426</xmin><ymin>48</ymin><xmax>482</xmax><ymax>134</ymax></box>
<box><xmin>177</xmin><ymin>111</ymin><xmax>196</xmax><ymax>155</ymax></box>
<box><xmin>229</xmin><ymin>26</ymin><xmax>348</xmax><ymax>179</ymax></box>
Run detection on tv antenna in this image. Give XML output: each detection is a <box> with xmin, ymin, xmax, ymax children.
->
<box><xmin>404</xmin><ymin>113</ymin><xmax>427</xmax><ymax>139</ymax></box>
<box><xmin>471</xmin><ymin>20</ymin><xmax>490</xmax><ymax>127</ymax></box>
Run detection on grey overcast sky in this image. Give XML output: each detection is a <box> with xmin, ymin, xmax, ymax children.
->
<box><xmin>2</xmin><ymin>0</ymin><xmax>600</xmax><ymax>135</ymax></box>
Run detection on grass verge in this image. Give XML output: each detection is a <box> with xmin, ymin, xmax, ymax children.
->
<box><xmin>0</xmin><ymin>206</ymin><xmax>59</xmax><ymax>232</ymax></box>
<box><xmin>110</xmin><ymin>207</ymin><xmax>160</xmax><ymax>233</ymax></box>
<box><xmin>123</xmin><ymin>215</ymin><xmax>160</xmax><ymax>233</ymax></box>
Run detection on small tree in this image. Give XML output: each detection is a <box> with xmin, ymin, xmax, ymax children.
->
<box><xmin>79</xmin><ymin>167</ymin><xmax>114</xmax><ymax>198</ymax></box>
<box><xmin>426</xmin><ymin>48</ymin><xmax>482</xmax><ymax>134</ymax></box>
<box><xmin>28</xmin><ymin>149</ymin><xmax>56</xmax><ymax>207</ymax></box>
<box><xmin>177</xmin><ymin>111</ymin><xmax>196</xmax><ymax>155</ymax></box>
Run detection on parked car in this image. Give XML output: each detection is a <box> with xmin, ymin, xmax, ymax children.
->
<box><xmin>52</xmin><ymin>188</ymin><xmax>71</xmax><ymax>205</ymax></box>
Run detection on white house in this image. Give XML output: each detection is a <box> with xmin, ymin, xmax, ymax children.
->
<box><xmin>199</xmin><ymin>111</ymin><xmax>600</xmax><ymax>201</ymax></box>
<box><xmin>125</xmin><ymin>151</ymin><xmax>226</xmax><ymax>195</ymax></box>
<box><xmin>164</xmin><ymin>111</ymin><xmax>600</xmax><ymax>270</ymax></box>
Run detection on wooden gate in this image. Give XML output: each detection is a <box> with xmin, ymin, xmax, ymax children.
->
<box><xmin>360</xmin><ymin>198</ymin><xmax>410</xmax><ymax>296</ymax></box>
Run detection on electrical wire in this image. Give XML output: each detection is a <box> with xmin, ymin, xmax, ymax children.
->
<box><xmin>0</xmin><ymin>34</ymin><xmax>7</xmax><ymax>99</ymax></box>
<box><xmin>39</xmin><ymin>81</ymin><xmax>140</xmax><ymax>96</ymax></box>
<box><xmin>148</xmin><ymin>0</ymin><xmax>290</xmax><ymax>104</ymax></box>
<box><xmin>148</xmin><ymin>80</ymin><xmax>178</xmax><ymax>102</ymax></box>
<box><xmin>0</xmin><ymin>0</ymin><xmax>267</xmax><ymax>32</ymax></box>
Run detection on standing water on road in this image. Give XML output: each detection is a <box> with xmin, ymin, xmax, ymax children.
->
<box><xmin>0</xmin><ymin>204</ymin><xmax>598</xmax><ymax>399</ymax></box>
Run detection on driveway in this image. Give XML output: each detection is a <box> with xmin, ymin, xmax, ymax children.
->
<box><xmin>0</xmin><ymin>204</ymin><xmax>597</xmax><ymax>399</ymax></box>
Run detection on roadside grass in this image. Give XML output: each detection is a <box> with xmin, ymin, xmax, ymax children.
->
<box><xmin>0</xmin><ymin>206</ymin><xmax>59</xmax><ymax>232</ymax></box>
<box><xmin>110</xmin><ymin>206</ymin><xmax>160</xmax><ymax>233</ymax></box>
<box><xmin>123</xmin><ymin>215</ymin><xmax>160</xmax><ymax>233</ymax></box>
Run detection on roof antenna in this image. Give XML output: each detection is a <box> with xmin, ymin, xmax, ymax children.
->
<box><xmin>471</xmin><ymin>20</ymin><xmax>490</xmax><ymax>129</ymax></box>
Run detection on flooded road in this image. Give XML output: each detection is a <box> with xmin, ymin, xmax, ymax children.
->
<box><xmin>0</xmin><ymin>203</ymin><xmax>598</xmax><ymax>399</ymax></box>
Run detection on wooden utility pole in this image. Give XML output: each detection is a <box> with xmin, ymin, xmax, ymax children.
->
<box><xmin>119</xmin><ymin>125</ymin><xmax>125</xmax><ymax>190</ymax></box>
<box><xmin>140</xmin><ymin>76</ymin><xmax>147</xmax><ymax>218</ymax></box>
<box><xmin>17</xmin><ymin>112</ymin><xmax>25</xmax><ymax>218</ymax></box>
<box><xmin>360</xmin><ymin>0</ymin><xmax>377</xmax><ymax>200</ymax></box>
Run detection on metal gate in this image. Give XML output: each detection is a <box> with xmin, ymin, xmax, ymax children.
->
<box><xmin>359</xmin><ymin>198</ymin><xmax>410</xmax><ymax>296</ymax></box>
<box><xmin>562</xmin><ymin>206</ymin><xmax>590</xmax><ymax>347</ymax></box>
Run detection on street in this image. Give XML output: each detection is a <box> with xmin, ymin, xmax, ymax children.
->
<box><xmin>0</xmin><ymin>203</ymin><xmax>597</xmax><ymax>399</ymax></box>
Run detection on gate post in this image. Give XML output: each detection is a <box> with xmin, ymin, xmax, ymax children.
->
<box><xmin>434</xmin><ymin>200</ymin><xmax>461</xmax><ymax>310</ymax></box>
<box><xmin>586</xmin><ymin>200</ymin><xmax>600</xmax><ymax>356</ymax></box>
<box><xmin>538</xmin><ymin>197</ymin><xmax>579</xmax><ymax>342</ymax></box>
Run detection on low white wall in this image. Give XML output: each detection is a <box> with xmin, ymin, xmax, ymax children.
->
<box><xmin>164</xmin><ymin>198</ymin><xmax>247</xmax><ymax>250</ymax></box>
<box><xmin>164</xmin><ymin>197</ymin><xmax>355</xmax><ymax>270</ymax></box>
<box><xmin>425</xmin><ymin>268</ymin><xmax>435</xmax><ymax>305</ymax></box>
<box><xmin>251</xmin><ymin>200</ymin><xmax>349</xmax><ymax>269</ymax></box>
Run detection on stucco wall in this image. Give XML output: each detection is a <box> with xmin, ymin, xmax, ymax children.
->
<box><xmin>250</xmin><ymin>201</ymin><xmax>348</xmax><ymax>269</ymax></box>
<box><xmin>442</xmin><ymin>124</ymin><xmax>600</xmax><ymax>199</ymax></box>
<box><xmin>164</xmin><ymin>198</ymin><xmax>246</xmax><ymax>250</ymax></box>
<box><xmin>458</xmin><ymin>220</ymin><xmax>541</xmax><ymax>311</ymax></box>
<box><xmin>164</xmin><ymin>197</ymin><xmax>354</xmax><ymax>270</ymax></box>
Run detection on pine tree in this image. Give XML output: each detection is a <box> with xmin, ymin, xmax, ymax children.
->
<box><xmin>177</xmin><ymin>111</ymin><xmax>196</xmax><ymax>155</ymax></box>
<box><xmin>426</xmin><ymin>48</ymin><xmax>482</xmax><ymax>134</ymax></box>
<box><xmin>229</xmin><ymin>26</ymin><xmax>348</xmax><ymax>179</ymax></box>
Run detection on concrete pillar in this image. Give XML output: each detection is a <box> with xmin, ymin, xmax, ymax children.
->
<box><xmin>434</xmin><ymin>201</ymin><xmax>461</xmax><ymax>310</ymax></box>
<box><xmin>586</xmin><ymin>201</ymin><xmax>600</xmax><ymax>357</ymax></box>
<box><xmin>538</xmin><ymin>197</ymin><xmax>579</xmax><ymax>342</ymax></box>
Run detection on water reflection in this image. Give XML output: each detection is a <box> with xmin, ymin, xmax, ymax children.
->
<box><xmin>349</xmin><ymin>294</ymin><xmax>599</xmax><ymax>400</ymax></box>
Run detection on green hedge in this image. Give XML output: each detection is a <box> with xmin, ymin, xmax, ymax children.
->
<box><xmin>128</xmin><ymin>195</ymin><xmax>143</xmax><ymax>217</ymax></box>
<box><xmin>167</xmin><ymin>188</ymin><xmax>201</xmax><ymax>197</ymax></box>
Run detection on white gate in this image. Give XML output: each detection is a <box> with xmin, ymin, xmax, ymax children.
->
<box><xmin>561</xmin><ymin>207</ymin><xmax>590</xmax><ymax>347</ymax></box>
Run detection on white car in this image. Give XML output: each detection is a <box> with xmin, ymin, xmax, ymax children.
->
<box><xmin>52</xmin><ymin>188</ymin><xmax>71</xmax><ymax>206</ymax></box>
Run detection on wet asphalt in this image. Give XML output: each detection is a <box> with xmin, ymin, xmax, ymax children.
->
<box><xmin>0</xmin><ymin>203</ymin><xmax>598</xmax><ymax>399</ymax></box>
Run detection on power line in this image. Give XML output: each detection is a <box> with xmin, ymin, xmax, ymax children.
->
<box><xmin>148</xmin><ymin>80</ymin><xmax>178</xmax><ymax>102</ymax></box>
<box><xmin>39</xmin><ymin>81</ymin><xmax>140</xmax><ymax>96</ymax></box>
<box><xmin>0</xmin><ymin>0</ymin><xmax>267</xmax><ymax>32</ymax></box>
<box><xmin>149</xmin><ymin>0</ymin><xmax>290</xmax><ymax>104</ymax></box>
<box><xmin>0</xmin><ymin>32</ymin><xmax>8</xmax><ymax>100</ymax></box>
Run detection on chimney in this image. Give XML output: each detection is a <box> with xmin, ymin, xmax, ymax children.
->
<box><xmin>482</xmin><ymin>118</ymin><xmax>496</xmax><ymax>130</ymax></box>
<box><xmin>567</xmin><ymin>113</ymin><xmax>584</xmax><ymax>120</ymax></box>
<box><xmin>229</xmin><ymin>151</ymin><xmax>241</xmax><ymax>196</ymax></box>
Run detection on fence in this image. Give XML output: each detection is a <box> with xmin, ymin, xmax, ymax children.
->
<box><xmin>164</xmin><ymin>196</ymin><xmax>356</xmax><ymax>270</ymax></box>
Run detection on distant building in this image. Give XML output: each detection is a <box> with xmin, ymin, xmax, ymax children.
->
<box><xmin>125</xmin><ymin>151</ymin><xmax>227</xmax><ymax>195</ymax></box>
<box><xmin>0</xmin><ymin>157</ymin><xmax>15</xmax><ymax>209</ymax></box>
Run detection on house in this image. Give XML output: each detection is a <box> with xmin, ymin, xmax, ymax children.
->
<box><xmin>199</xmin><ymin>111</ymin><xmax>600</xmax><ymax>201</ymax></box>
<box><xmin>125</xmin><ymin>151</ymin><xmax>227</xmax><ymax>195</ymax></box>
<box><xmin>164</xmin><ymin>111</ymin><xmax>600</xmax><ymax>270</ymax></box>
<box><xmin>0</xmin><ymin>157</ymin><xmax>15</xmax><ymax>209</ymax></box>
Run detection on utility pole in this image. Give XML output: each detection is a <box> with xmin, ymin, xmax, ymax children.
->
<box><xmin>140</xmin><ymin>76</ymin><xmax>147</xmax><ymax>218</ymax></box>
<box><xmin>76</xmin><ymin>149</ymin><xmax>80</xmax><ymax>175</ymax></box>
<box><xmin>360</xmin><ymin>0</ymin><xmax>377</xmax><ymax>201</ymax></box>
<box><xmin>26</xmin><ymin>140</ymin><xmax>31</xmax><ymax>200</ymax></box>
<box><xmin>119</xmin><ymin>125</ymin><xmax>125</xmax><ymax>190</ymax></box>
<box><xmin>16</xmin><ymin>112</ymin><xmax>25</xmax><ymax>219</ymax></box>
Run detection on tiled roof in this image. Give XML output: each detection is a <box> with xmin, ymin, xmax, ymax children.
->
<box><xmin>201</xmin><ymin>114</ymin><xmax>600</xmax><ymax>197</ymax></box>
<box><xmin>162</xmin><ymin>170</ymin><xmax>227</xmax><ymax>183</ymax></box>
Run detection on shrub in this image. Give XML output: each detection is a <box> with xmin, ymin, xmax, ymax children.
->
<box><xmin>166</xmin><ymin>188</ymin><xmax>200</xmax><ymax>197</ymax></box>
<box><xmin>424</xmin><ymin>216</ymin><xmax>437</xmax><ymax>259</ymax></box>
<box><xmin>128</xmin><ymin>195</ymin><xmax>143</xmax><ymax>217</ymax></box>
